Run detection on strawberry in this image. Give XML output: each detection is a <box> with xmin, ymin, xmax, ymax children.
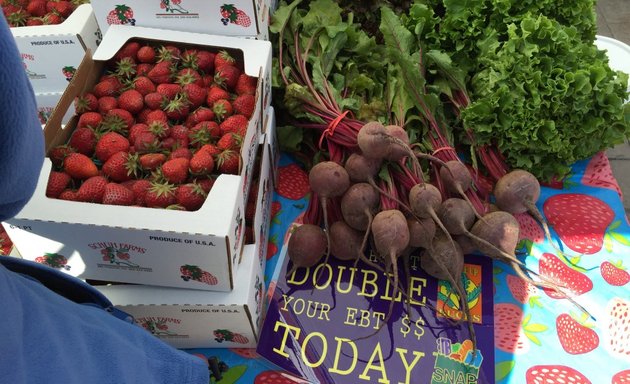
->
<box><xmin>176</xmin><ymin>68</ymin><xmax>204</xmax><ymax>87</ymax></box>
<box><xmin>601</xmin><ymin>260</ymin><xmax>630</xmax><ymax>286</ymax></box>
<box><xmin>543</xmin><ymin>193</ymin><xmax>615</xmax><ymax>255</ymax></box>
<box><xmin>214</xmin><ymin>65</ymin><xmax>241</xmax><ymax>90</ymax></box>
<box><xmin>97</xmin><ymin>96</ymin><xmax>118</xmax><ymax>114</ymax></box>
<box><xmin>63</xmin><ymin>153</ymin><xmax>98</xmax><ymax>180</ymax></box>
<box><xmin>612</xmin><ymin>369</ymin><xmax>630</xmax><ymax>384</ymax></box>
<box><xmin>93</xmin><ymin>79</ymin><xmax>119</xmax><ymax>98</ymax></box>
<box><xmin>132</xmin><ymin>131</ymin><xmax>160</xmax><ymax>154</ymax></box>
<box><xmin>46</xmin><ymin>171</ymin><xmax>71</xmax><ymax>198</ymax></box>
<box><xmin>144</xmin><ymin>109</ymin><xmax>168</xmax><ymax>124</ymax></box>
<box><xmin>26</xmin><ymin>18</ymin><xmax>45</xmax><ymax>26</ymax></box>
<box><xmin>539</xmin><ymin>253</ymin><xmax>593</xmax><ymax>298</ymax></box>
<box><xmin>199</xmin><ymin>271</ymin><xmax>218</xmax><ymax>285</ymax></box>
<box><xmin>216</xmin><ymin>149</ymin><xmax>240</xmax><ymax>174</ymax></box>
<box><xmin>95</xmin><ymin>132</ymin><xmax>130</xmax><ymax>162</ymax></box>
<box><xmin>68</xmin><ymin>127</ymin><xmax>97</xmax><ymax>156</ymax></box>
<box><xmin>128</xmin><ymin>123</ymin><xmax>150</xmax><ymax>144</ymax></box>
<box><xmin>582</xmin><ymin>152</ymin><xmax>623</xmax><ymax>198</ymax></box>
<box><xmin>234</xmin><ymin>73</ymin><xmax>257</xmax><ymax>95</ymax></box>
<box><xmin>169</xmin><ymin>147</ymin><xmax>193</xmax><ymax>160</ymax></box>
<box><xmin>48</xmin><ymin>1</ymin><xmax>74</xmax><ymax>18</ymax></box>
<box><xmin>232</xmin><ymin>93</ymin><xmax>256</xmax><ymax>118</ymax></box>
<box><xmin>156</xmin><ymin>83</ymin><xmax>181</xmax><ymax>100</ymax></box>
<box><xmin>234</xmin><ymin>9</ymin><xmax>251</xmax><ymax>27</ymax></box>
<box><xmin>271</xmin><ymin>201</ymin><xmax>282</xmax><ymax>219</ymax></box>
<box><xmin>114</xmin><ymin>57</ymin><xmax>137</xmax><ymax>79</ymax></box>
<box><xmin>144</xmin><ymin>92</ymin><xmax>165</xmax><ymax>110</ymax></box>
<box><xmin>147</xmin><ymin>120</ymin><xmax>170</xmax><ymax>139</ymax></box>
<box><xmin>175</xmin><ymin>183</ymin><xmax>207</xmax><ymax>211</ymax></box>
<box><xmin>254</xmin><ymin>370</ymin><xmax>299</xmax><ymax>384</ymax></box>
<box><xmin>217</xmin><ymin>132</ymin><xmax>242</xmax><ymax>151</ymax></box>
<box><xmin>48</xmin><ymin>145</ymin><xmax>75</xmax><ymax>168</ymax></box>
<box><xmin>104</xmin><ymin>108</ymin><xmax>134</xmax><ymax>132</ymax></box>
<box><xmin>189</xmin><ymin>121</ymin><xmax>220</xmax><ymax>147</ymax></box>
<box><xmin>194</xmin><ymin>177</ymin><xmax>215</xmax><ymax>194</ymax></box>
<box><xmin>184</xmin><ymin>107</ymin><xmax>214</xmax><ymax>128</ymax></box>
<box><xmin>212</xmin><ymin>99</ymin><xmax>233</xmax><ymax>121</ymax></box>
<box><xmin>198</xmin><ymin>143</ymin><xmax>221</xmax><ymax>157</ymax></box>
<box><xmin>58</xmin><ymin>189</ymin><xmax>80</xmax><ymax>201</ymax></box>
<box><xmin>102</xmin><ymin>151</ymin><xmax>138</xmax><ymax>182</ymax></box>
<box><xmin>145</xmin><ymin>181</ymin><xmax>176</xmax><ymax>208</ymax></box>
<box><xmin>74</xmin><ymin>93</ymin><xmax>98</xmax><ymax>113</ymax></box>
<box><xmin>219</xmin><ymin>114</ymin><xmax>248</xmax><ymax>136</ymax></box>
<box><xmin>133</xmin><ymin>76</ymin><xmax>156</xmax><ymax>96</ymax></box>
<box><xmin>147</xmin><ymin>61</ymin><xmax>174</xmax><ymax>84</ymax></box>
<box><xmin>117</xmin><ymin>89</ymin><xmax>144</xmax><ymax>115</ymax></box>
<box><xmin>267</xmin><ymin>237</ymin><xmax>278</xmax><ymax>260</ymax></box>
<box><xmin>139</xmin><ymin>153</ymin><xmax>166</xmax><ymax>171</ymax></box>
<box><xmin>136</xmin><ymin>63</ymin><xmax>154</xmax><ymax>77</ymax></box>
<box><xmin>0</xmin><ymin>226</ymin><xmax>13</xmax><ymax>255</ymax></box>
<box><xmin>76</xmin><ymin>112</ymin><xmax>102</xmax><ymax>130</ymax></box>
<box><xmin>231</xmin><ymin>333</ymin><xmax>249</xmax><ymax>344</ymax></box>
<box><xmin>604</xmin><ymin>297</ymin><xmax>630</xmax><ymax>361</ymax></box>
<box><xmin>525</xmin><ymin>365</ymin><xmax>591</xmax><ymax>384</ymax></box>
<box><xmin>206</xmin><ymin>85</ymin><xmax>230</xmax><ymax>106</ymax></box>
<box><xmin>137</xmin><ymin>45</ymin><xmax>156</xmax><ymax>64</ymax></box>
<box><xmin>27</xmin><ymin>1</ymin><xmax>47</xmax><ymax>17</ymax></box>
<box><xmin>555</xmin><ymin>313</ymin><xmax>599</xmax><ymax>354</ymax></box>
<box><xmin>161</xmin><ymin>158</ymin><xmax>190</xmax><ymax>184</ymax></box>
<box><xmin>43</xmin><ymin>12</ymin><xmax>63</xmax><ymax>24</ymax></box>
<box><xmin>506</xmin><ymin>274</ymin><xmax>541</xmax><ymax>307</ymax></box>
<box><xmin>169</xmin><ymin>124</ymin><xmax>190</xmax><ymax>146</ymax></box>
<box><xmin>214</xmin><ymin>50</ymin><xmax>235</xmax><ymax>70</ymax></box>
<box><xmin>102</xmin><ymin>183</ymin><xmax>135</xmax><ymax>206</ymax></box>
<box><xmin>163</xmin><ymin>94</ymin><xmax>190</xmax><ymax>121</ymax></box>
<box><xmin>77</xmin><ymin>175</ymin><xmax>108</xmax><ymax>203</ymax></box>
<box><xmin>182</xmin><ymin>83</ymin><xmax>207</xmax><ymax>108</ymax></box>
<box><xmin>189</xmin><ymin>150</ymin><xmax>214</xmax><ymax>175</ymax></box>
<box><xmin>494</xmin><ymin>303</ymin><xmax>532</xmax><ymax>354</ymax></box>
<box><xmin>276</xmin><ymin>164</ymin><xmax>310</xmax><ymax>200</ymax></box>
<box><xmin>195</xmin><ymin>50</ymin><xmax>215</xmax><ymax>73</ymax></box>
<box><xmin>515</xmin><ymin>212</ymin><xmax>544</xmax><ymax>251</ymax></box>
<box><xmin>125</xmin><ymin>179</ymin><xmax>151</xmax><ymax>206</ymax></box>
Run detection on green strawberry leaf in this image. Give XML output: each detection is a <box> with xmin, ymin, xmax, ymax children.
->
<box><xmin>604</xmin><ymin>232</ymin><xmax>614</xmax><ymax>253</ymax></box>
<box><xmin>528</xmin><ymin>296</ymin><xmax>543</xmax><ymax>308</ymax></box>
<box><xmin>524</xmin><ymin>332</ymin><xmax>542</xmax><ymax>346</ymax></box>
<box><xmin>609</xmin><ymin>220</ymin><xmax>621</xmax><ymax>231</ymax></box>
<box><xmin>610</xmin><ymin>231</ymin><xmax>630</xmax><ymax>246</ymax></box>
<box><xmin>495</xmin><ymin>360</ymin><xmax>515</xmax><ymax>382</ymax></box>
<box><xmin>524</xmin><ymin>323</ymin><xmax>548</xmax><ymax>333</ymax></box>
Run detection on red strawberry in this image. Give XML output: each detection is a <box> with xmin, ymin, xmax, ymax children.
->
<box><xmin>74</xmin><ymin>93</ymin><xmax>98</xmax><ymax>113</ymax></box>
<box><xmin>219</xmin><ymin>114</ymin><xmax>248</xmax><ymax>136</ymax></box>
<box><xmin>539</xmin><ymin>253</ymin><xmax>593</xmax><ymax>298</ymax></box>
<box><xmin>601</xmin><ymin>260</ymin><xmax>630</xmax><ymax>286</ymax></box>
<box><xmin>271</xmin><ymin>201</ymin><xmax>281</xmax><ymax>220</ymax></box>
<box><xmin>156</xmin><ymin>83</ymin><xmax>181</xmax><ymax>100</ymax></box>
<box><xmin>114</xmin><ymin>41</ymin><xmax>140</xmax><ymax>61</ymax></box>
<box><xmin>182</xmin><ymin>83</ymin><xmax>207</xmax><ymax>108</ymax></box>
<box><xmin>144</xmin><ymin>109</ymin><xmax>168</xmax><ymax>124</ymax></box>
<box><xmin>214</xmin><ymin>65</ymin><xmax>241</xmax><ymax>90</ymax></box>
<box><xmin>604</xmin><ymin>297</ymin><xmax>630</xmax><ymax>361</ymax></box>
<box><xmin>235</xmin><ymin>73</ymin><xmax>257</xmax><ymax>95</ymax></box>
<box><xmin>266</xmin><ymin>236</ymin><xmax>278</xmax><ymax>260</ymax></box>
<box><xmin>144</xmin><ymin>92</ymin><xmax>165</xmax><ymax>110</ymax></box>
<box><xmin>200</xmin><ymin>271</ymin><xmax>218</xmax><ymax>285</ymax></box>
<box><xmin>189</xmin><ymin>121</ymin><xmax>220</xmax><ymax>147</ymax></box>
<box><xmin>93</xmin><ymin>79</ymin><xmax>119</xmax><ymax>98</ymax></box>
<box><xmin>216</xmin><ymin>149</ymin><xmax>240</xmax><ymax>174</ymax></box>
<box><xmin>147</xmin><ymin>120</ymin><xmax>170</xmax><ymax>139</ymax></box>
<box><xmin>95</xmin><ymin>132</ymin><xmax>130</xmax><ymax>162</ymax></box>
<box><xmin>137</xmin><ymin>45</ymin><xmax>156</xmax><ymax>64</ymax></box>
<box><xmin>104</xmin><ymin>108</ymin><xmax>134</xmax><ymax>132</ymax></box>
<box><xmin>231</xmin><ymin>333</ymin><xmax>249</xmax><ymax>344</ymax></box>
<box><xmin>0</xmin><ymin>226</ymin><xmax>13</xmax><ymax>255</ymax></box>
<box><xmin>128</xmin><ymin>123</ymin><xmax>150</xmax><ymax>144</ymax></box>
<box><xmin>163</xmin><ymin>93</ymin><xmax>190</xmax><ymax>121</ymax></box>
<box><xmin>494</xmin><ymin>303</ymin><xmax>532</xmax><ymax>354</ymax></box>
<box><xmin>58</xmin><ymin>189</ymin><xmax>80</xmax><ymax>201</ymax></box>
<box><xmin>48</xmin><ymin>145</ymin><xmax>75</xmax><ymax>168</ymax></box>
<box><xmin>235</xmin><ymin>9</ymin><xmax>251</xmax><ymax>27</ymax></box>
<box><xmin>139</xmin><ymin>153</ymin><xmax>167</xmax><ymax>171</ymax></box>
<box><xmin>214</xmin><ymin>50</ymin><xmax>235</xmax><ymax>70</ymax></box>
<box><xmin>232</xmin><ymin>93</ymin><xmax>256</xmax><ymax>118</ymax></box>
<box><xmin>102</xmin><ymin>151</ymin><xmax>138</xmax><ymax>182</ymax></box>
<box><xmin>147</xmin><ymin>61</ymin><xmax>174</xmax><ymax>84</ymax></box>
<box><xmin>106</xmin><ymin>5</ymin><xmax>134</xmax><ymax>25</ymax></box>
<box><xmin>581</xmin><ymin>151</ymin><xmax>623</xmax><ymax>198</ymax></box>
<box><xmin>46</xmin><ymin>171</ymin><xmax>71</xmax><ymax>198</ymax></box>
<box><xmin>195</xmin><ymin>50</ymin><xmax>215</xmax><ymax>73</ymax></box>
<box><xmin>127</xmin><ymin>179</ymin><xmax>151</xmax><ymax>206</ymax></box>
<box><xmin>48</xmin><ymin>1</ymin><xmax>74</xmax><ymax>18</ymax></box>
<box><xmin>217</xmin><ymin>132</ymin><xmax>242</xmax><ymax>151</ymax></box>
<box><xmin>184</xmin><ymin>107</ymin><xmax>214</xmax><ymax>128</ymax></box>
<box><xmin>515</xmin><ymin>212</ymin><xmax>544</xmax><ymax>249</ymax></box>
<box><xmin>97</xmin><ymin>96</ymin><xmax>118</xmax><ymax>114</ymax></box>
<box><xmin>612</xmin><ymin>369</ymin><xmax>630</xmax><ymax>384</ymax></box>
<box><xmin>175</xmin><ymin>183</ymin><xmax>207</xmax><ymax>211</ymax></box>
<box><xmin>194</xmin><ymin>177</ymin><xmax>215</xmax><ymax>194</ymax></box>
<box><xmin>276</xmin><ymin>164</ymin><xmax>310</xmax><ymax>200</ymax></box>
<box><xmin>76</xmin><ymin>112</ymin><xmax>102</xmax><ymax>130</ymax></box>
<box><xmin>506</xmin><ymin>274</ymin><xmax>541</xmax><ymax>307</ymax></box>
<box><xmin>555</xmin><ymin>313</ymin><xmax>599</xmax><ymax>354</ymax></box>
<box><xmin>102</xmin><ymin>183</ymin><xmax>135</xmax><ymax>206</ymax></box>
<box><xmin>114</xmin><ymin>57</ymin><xmax>137</xmax><ymax>79</ymax></box>
<box><xmin>161</xmin><ymin>158</ymin><xmax>190</xmax><ymax>184</ymax></box>
<box><xmin>27</xmin><ymin>1</ymin><xmax>47</xmax><ymax>17</ymax></box>
<box><xmin>176</xmin><ymin>68</ymin><xmax>204</xmax><ymax>87</ymax></box>
<box><xmin>63</xmin><ymin>153</ymin><xmax>98</xmax><ymax>180</ymax></box>
<box><xmin>133</xmin><ymin>76</ymin><xmax>156</xmax><ymax>96</ymax></box>
<box><xmin>526</xmin><ymin>365</ymin><xmax>591</xmax><ymax>384</ymax></box>
<box><xmin>199</xmin><ymin>143</ymin><xmax>221</xmax><ymax>158</ymax></box>
<box><xmin>543</xmin><ymin>193</ymin><xmax>615</xmax><ymax>255</ymax></box>
<box><xmin>68</xmin><ymin>126</ymin><xmax>97</xmax><ymax>156</ymax></box>
<box><xmin>212</xmin><ymin>99</ymin><xmax>233</xmax><ymax>121</ymax></box>
<box><xmin>77</xmin><ymin>175</ymin><xmax>108</xmax><ymax>203</ymax></box>
<box><xmin>189</xmin><ymin>150</ymin><xmax>214</xmax><ymax>175</ymax></box>
<box><xmin>133</xmin><ymin>131</ymin><xmax>160</xmax><ymax>154</ymax></box>
<box><xmin>206</xmin><ymin>85</ymin><xmax>230</xmax><ymax>106</ymax></box>
<box><xmin>145</xmin><ymin>181</ymin><xmax>176</xmax><ymax>208</ymax></box>
<box><xmin>169</xmin><ymin>147</ymin><xmax>193</xmax><ymax>161</ymax></box>
<box><xmin>254</xmin><ymin>370</ymin><xmax>299</xmax><ymax>384</ymax></box>
<box><xmin>136</xmin><ymin>63</ymin><xmax>154</xmax><ymax>77</ymax></box>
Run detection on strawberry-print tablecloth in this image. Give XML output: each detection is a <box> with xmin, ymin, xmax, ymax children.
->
<box><xmin>188</xmin><ymin>152</ymin><xmax>630</xmax><ymax>384</ymax></box>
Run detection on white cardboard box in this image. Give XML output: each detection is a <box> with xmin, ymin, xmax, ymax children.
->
<box><xmin>3</xmin><ymin>26</ymin><xmax>272</xmax><ymax>292</ymax></box>
<box><xmin>11</xmin><ymin>4</ymin><xmax>102</xmax><ymax>94</ymax></box>
<box><xmin>91</xmin><ymin>0</ymin><xmax>274</xmax><ymax>40</ymax></box>
<box><xmin>35</xmin><ymin>92</ymin><xmax>75</xmax><ymax>125</ymax></box>
<box><xmin>94</xmin><ymin>115</ymin><xmax>276</xmax><ymax>349</ymax></box>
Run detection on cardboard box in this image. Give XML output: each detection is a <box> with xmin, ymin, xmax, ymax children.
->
<box><xmin>94</xmin><ymin>121</ymin><xmax>275</xmax><ymax>349</ymax></box>
<box><xmin>3</xmin><ymin>26</ymin><xmax>273</xmax><ymax>292</ymax></box>
<box><xmin>91</xmin><ymin>0</ymin><xmax>274</xmax><ymax>40</ymax></box>
<box><xmin>11</xmin><ymin>4</ymin><xmax>102</xmax><ymax>93</ymax></box>
<box><xmin>35</xmin><ymin>92</ymin><xmax>75</xmax><ymax>125</ymax></box>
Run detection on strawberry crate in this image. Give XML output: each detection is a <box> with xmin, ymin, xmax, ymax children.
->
<box><xmin>10</xmin><ymin>4</ymin><xmax>102</xmax><ymax>94</ymax></box>
<box><xmin>35</xmin><ymin>91</ymin><xmax>75</xmax><ymax>125</ymax></box>
<box><xmin>92</xmin><ymin>119</ymin><xmax>275</xmax><ymax>349</ymax></box>
<box><xmin>3</xmin><ymin>26</ymin><xmax>272</xmax><ymax>291</ymax></box>
<box><xmin>91</xmin><ymin>0</ymin><xmax>275</xmax><ymax>40</ymax></box>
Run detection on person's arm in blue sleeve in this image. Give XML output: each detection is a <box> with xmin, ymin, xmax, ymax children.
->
<box><xmin>0</xmin><ymin>13</ymin><xmax>45</xmax><ymax>221</ymax></box>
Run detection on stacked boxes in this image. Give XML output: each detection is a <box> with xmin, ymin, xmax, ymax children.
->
<box><xmin>10</xmin><ymin>4</ymin><xmax>101</xmax><ymax>124</ymax></box>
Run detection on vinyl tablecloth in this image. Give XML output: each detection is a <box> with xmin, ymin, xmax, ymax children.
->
<box><xmin>187</xmin><ymin>152</ymin><xmax>630</xmax><ymax>384</ymax></box>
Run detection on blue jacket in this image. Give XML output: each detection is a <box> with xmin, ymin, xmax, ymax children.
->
<box><xmin>0</xmin><ymin>14</ymin><xmax>209</xmax><ymax>384</ymax></box>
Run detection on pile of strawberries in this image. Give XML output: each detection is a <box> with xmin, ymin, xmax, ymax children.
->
<box><xmin>45</xmin><ymin>39</ymin><xmax>258</xmax><ymax>211</ymax></box>
<box><xmin>1</xmin><ymin>0</ymin><xmax>87</xmax><ymax>27</ymax></box>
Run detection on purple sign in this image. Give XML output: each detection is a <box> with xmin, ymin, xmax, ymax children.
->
<box><xmin>257</xmin><ymin>249</ymin><xmax>495</xmax><ymax>384</ymax></box>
